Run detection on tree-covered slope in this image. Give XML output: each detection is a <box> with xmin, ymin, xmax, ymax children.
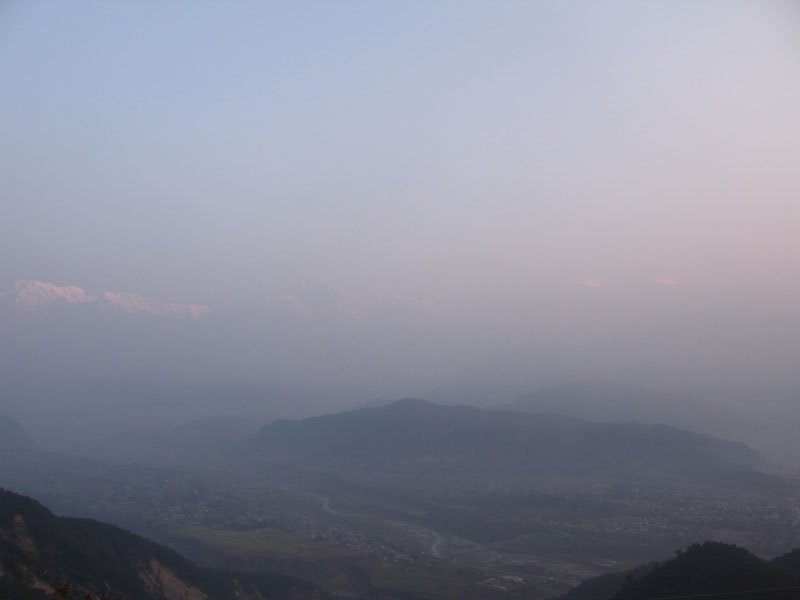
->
<box><xmin>613</xmin><ymin>542</ymin><xmax>797</xmax><ymax>600</ymax></box>
<box><xmin>560</xmin><ymin>542</ymin><xmax>800</xmax><ymax>600</ymax></box>
<box><xmin>255</xmin><ymin>399</ymin><xmax>768</xmax><ymax>485</ymax></box>
<box><xmin>558</xmin><ymin>563</ymin><xmax>657</xmax><ymax>600</ymax></box>
<box><xmin>772</xmin><ymin>548</ymin><xmax>800</xmax><ymax>580</ymax></box>
<box><xmin>0</xmin><ymin>488</ymin><xmax>330</xmax><ymax>600</ymax></box>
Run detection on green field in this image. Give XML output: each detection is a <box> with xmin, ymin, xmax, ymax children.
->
<box><xmin>172</xmin><ymin>524</ymin><xmax>355</xmax><ymax>559</ymax></box>
<box><xmin>171</xmin><ymin>524</ymin><xmax>523</xmax><ymax>598</ymax></box>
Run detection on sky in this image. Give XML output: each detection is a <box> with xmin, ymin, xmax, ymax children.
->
<box><xmin>1</xmin><ymin>2</ymin><xmax>800</xmax><ymax>420</ymax></box>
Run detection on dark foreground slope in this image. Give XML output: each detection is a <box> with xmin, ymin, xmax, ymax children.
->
<box><xmin>561</xmin><ymin>542</ymin><xmax>800</xmax><ymax>600</ymax></box>
<box><xmin>773</xmin><ymin>548</ymin><xmax>800</xmax><ymax>580</ymax></box>
<box><xmin>256</xmin><ymin>399</ymin><xmax>768</xmax><ymax>485</ymax></box>
<box><xmin>0</xmin><ymin>488</ymin><xmax>329</xmax><ymax>600</ymax></box>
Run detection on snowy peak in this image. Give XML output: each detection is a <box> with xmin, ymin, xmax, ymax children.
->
<box><xmin>3</xmin><ymin>275</ymin><xmax>428</xmax><ymax>323</ymax></box>
<box><xmin>264</xmin><ymin>272</ymin><xmax>435</xmax><ymax>322</ymax></box>
<box><xmin>4</xmin><ymin>280</ymin><xmax>97</xmax><ymax>309</ymax></box>
<box><xmin>300</xmin><ymin>270</ymin><xmax>329</xmax><ymax>289</ymax></box>
<box><xmin>266</xmin><ymin>272</ymin><xmax>363</xmax><ymax>321</ymax></box>
<box><xmin>1</xmin><ymin>280</ymin><xmax>210</xmax><ymax>320</ymax></box>
<box><xmin>100</xmin><ymin>291</ymin><xmax>210</xmax><ymax>319</ymax></box>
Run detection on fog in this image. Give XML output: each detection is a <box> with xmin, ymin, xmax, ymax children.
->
<box><xmin>1</xmin><ymin>2</ymin><xmax>799</xmax><ymax>460</ymax></box>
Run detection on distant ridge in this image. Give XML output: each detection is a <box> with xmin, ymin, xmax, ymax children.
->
<box><xmin>509</xmin><ymin>380</ymin><xmax>736</xmax><ymax>434</ymax></box>
<box><xmin>256</xmin><ymin>399</ymin><xmax>769</xmax><ymax>485</ymax></box>
<box><xmin>0</xmin><ymin>415</ymin><xmax>36</xmax><ymax>450</ymax></box>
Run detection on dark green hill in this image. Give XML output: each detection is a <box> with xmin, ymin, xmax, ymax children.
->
<box><xmin>772</xmin><ymin>548</ymin><xmax>800</xmax><ymax>580</ymax></box>
<box><xmin>558</xmin><ymin>563</ymin><xmax>657</xmax><ymax>600</ymax></box>
<box><xmin>0</xmin><ymin>488</ymin><xmax>330</xmax><ymax>599</ymax></box>
<box><xmin>613</xmin><ymin>542</ymin><xmax>798</xmax><ymax>600</ymax></box>
<box><xmin>255</xmin><ymin>399</ymin><xmax>769</xmax><ymax>485</ymax></box>
<box><xmin>561</xmin><ymin>542</ymin><xmax>800</xmax><ymax>600</ymax></box>
<box><xmin>0</xmin><ymin>414</ymin><xmax>36</xmax><ymax>449</ymax></box>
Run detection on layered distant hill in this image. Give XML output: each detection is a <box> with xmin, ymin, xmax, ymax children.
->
<box><xmin>561</xmin><ymin>541</ymin><xmax>800</xmax><ymax>600</ymax></box>
<box><xmin>509</xmin><ymin>380</ymin><xmax>744</xmax><ymax>436</ymax></box>
<box><xmin>255</xmin><ymin>399</ymin><xmax>769</xmax><ymax>485</ymax></box>
<box><xmin>0</xmin><ymin>415</ymin><xmax>36</xmax><ymax>450</ymax></box>
<box><xmin>0</xmin><ymin>488</ymin><xmax>329</xmax><ymax>600</ymax></box>
<box><xmin>71</xmin><ymin>415</ymin><xmax>265</xmax><ymax>468</ymax></box>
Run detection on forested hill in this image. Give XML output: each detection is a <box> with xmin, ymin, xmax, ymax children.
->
<box><xmin>0</xmin><ymin>488</ymin><xmax>330</xmax><ymax>600</ymax></box>
<box><xmin>561</xmin><ymin>542</ymin><xmax>800</xmax><ymax>600</ymax></box>
<box><xmin>255</xmin><ymin>398</ymin><xmax>768</xmax><ymax>485</ymax></box>
<box><xmin>772</xmin><ymin>548</ymin><xmax>800</xmax><ymax>580</ymax></box>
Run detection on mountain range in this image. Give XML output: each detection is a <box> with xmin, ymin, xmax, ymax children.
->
<box><xmin>0</xmin><ymin>275</ymin><xmax>430</xmax><ymax>323</ymax></box>
<box><xmin>0</xmin><ymin>280</ymin><xmax>210</xmax><ymax>319</ymax></box>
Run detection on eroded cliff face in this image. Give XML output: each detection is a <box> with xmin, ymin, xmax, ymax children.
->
<box><xmin>0</xmin><ymin>490</ymin><xmax>331</xmax><ymax>600</ymax></box>
<box><xmin>139</xmin><ymin>558</ymin><xmax>210</xmax><ymax>600</ymax></box>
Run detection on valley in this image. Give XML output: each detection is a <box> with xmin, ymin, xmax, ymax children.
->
<box><xmin>4</xmin><ymin>3</ymin><xmax>797</xmax><ymax>597</ymax></box>
<box><xmin>3</xmin><ymin>400</ymin><xmax>800</xmax><ymax>598</ymax></box>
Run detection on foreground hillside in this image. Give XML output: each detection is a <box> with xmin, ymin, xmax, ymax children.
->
<box><xmin>562</xmin><ymin>541</ymin><xmax>800</xmax><ymax>600</ymax></box>
<box><xmin>0</xmin><ymin>489</ymin><xmax>329</xmax><ymax>600</ymax></box>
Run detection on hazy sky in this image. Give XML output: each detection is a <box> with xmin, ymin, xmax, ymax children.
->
<box><xmin>2</xmin><ymin>1</ymin><xmax>798</xmax><ymax>314</ymax></box>
<box><xmin>2</xmin><ymin>1</ymin><xmax>800</xmax><ymax>454</ymax></box>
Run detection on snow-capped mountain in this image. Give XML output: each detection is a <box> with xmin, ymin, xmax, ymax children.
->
<box><xmin>2</xmin><ymin>280</ymin><xmax>97</xmax><ymax>310</ymax></box>
<box><xmin>1</xmin><ymin>275</ymin><xmax>430</xmax><ymax>323</ymax></box>
<box><xmin>99</xmin><ymin>291</ymin><xmax>210</xmax><ymax>319</ymax></box>
<box><xmin>0</xmin><ymin>280</ymin><xmax>210</xmax><ymax>319</ymax></box>
<box><xmin>265</xmin><ymin>271</ymin><xmax>363</xmax><ymax>321</ymax></box>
